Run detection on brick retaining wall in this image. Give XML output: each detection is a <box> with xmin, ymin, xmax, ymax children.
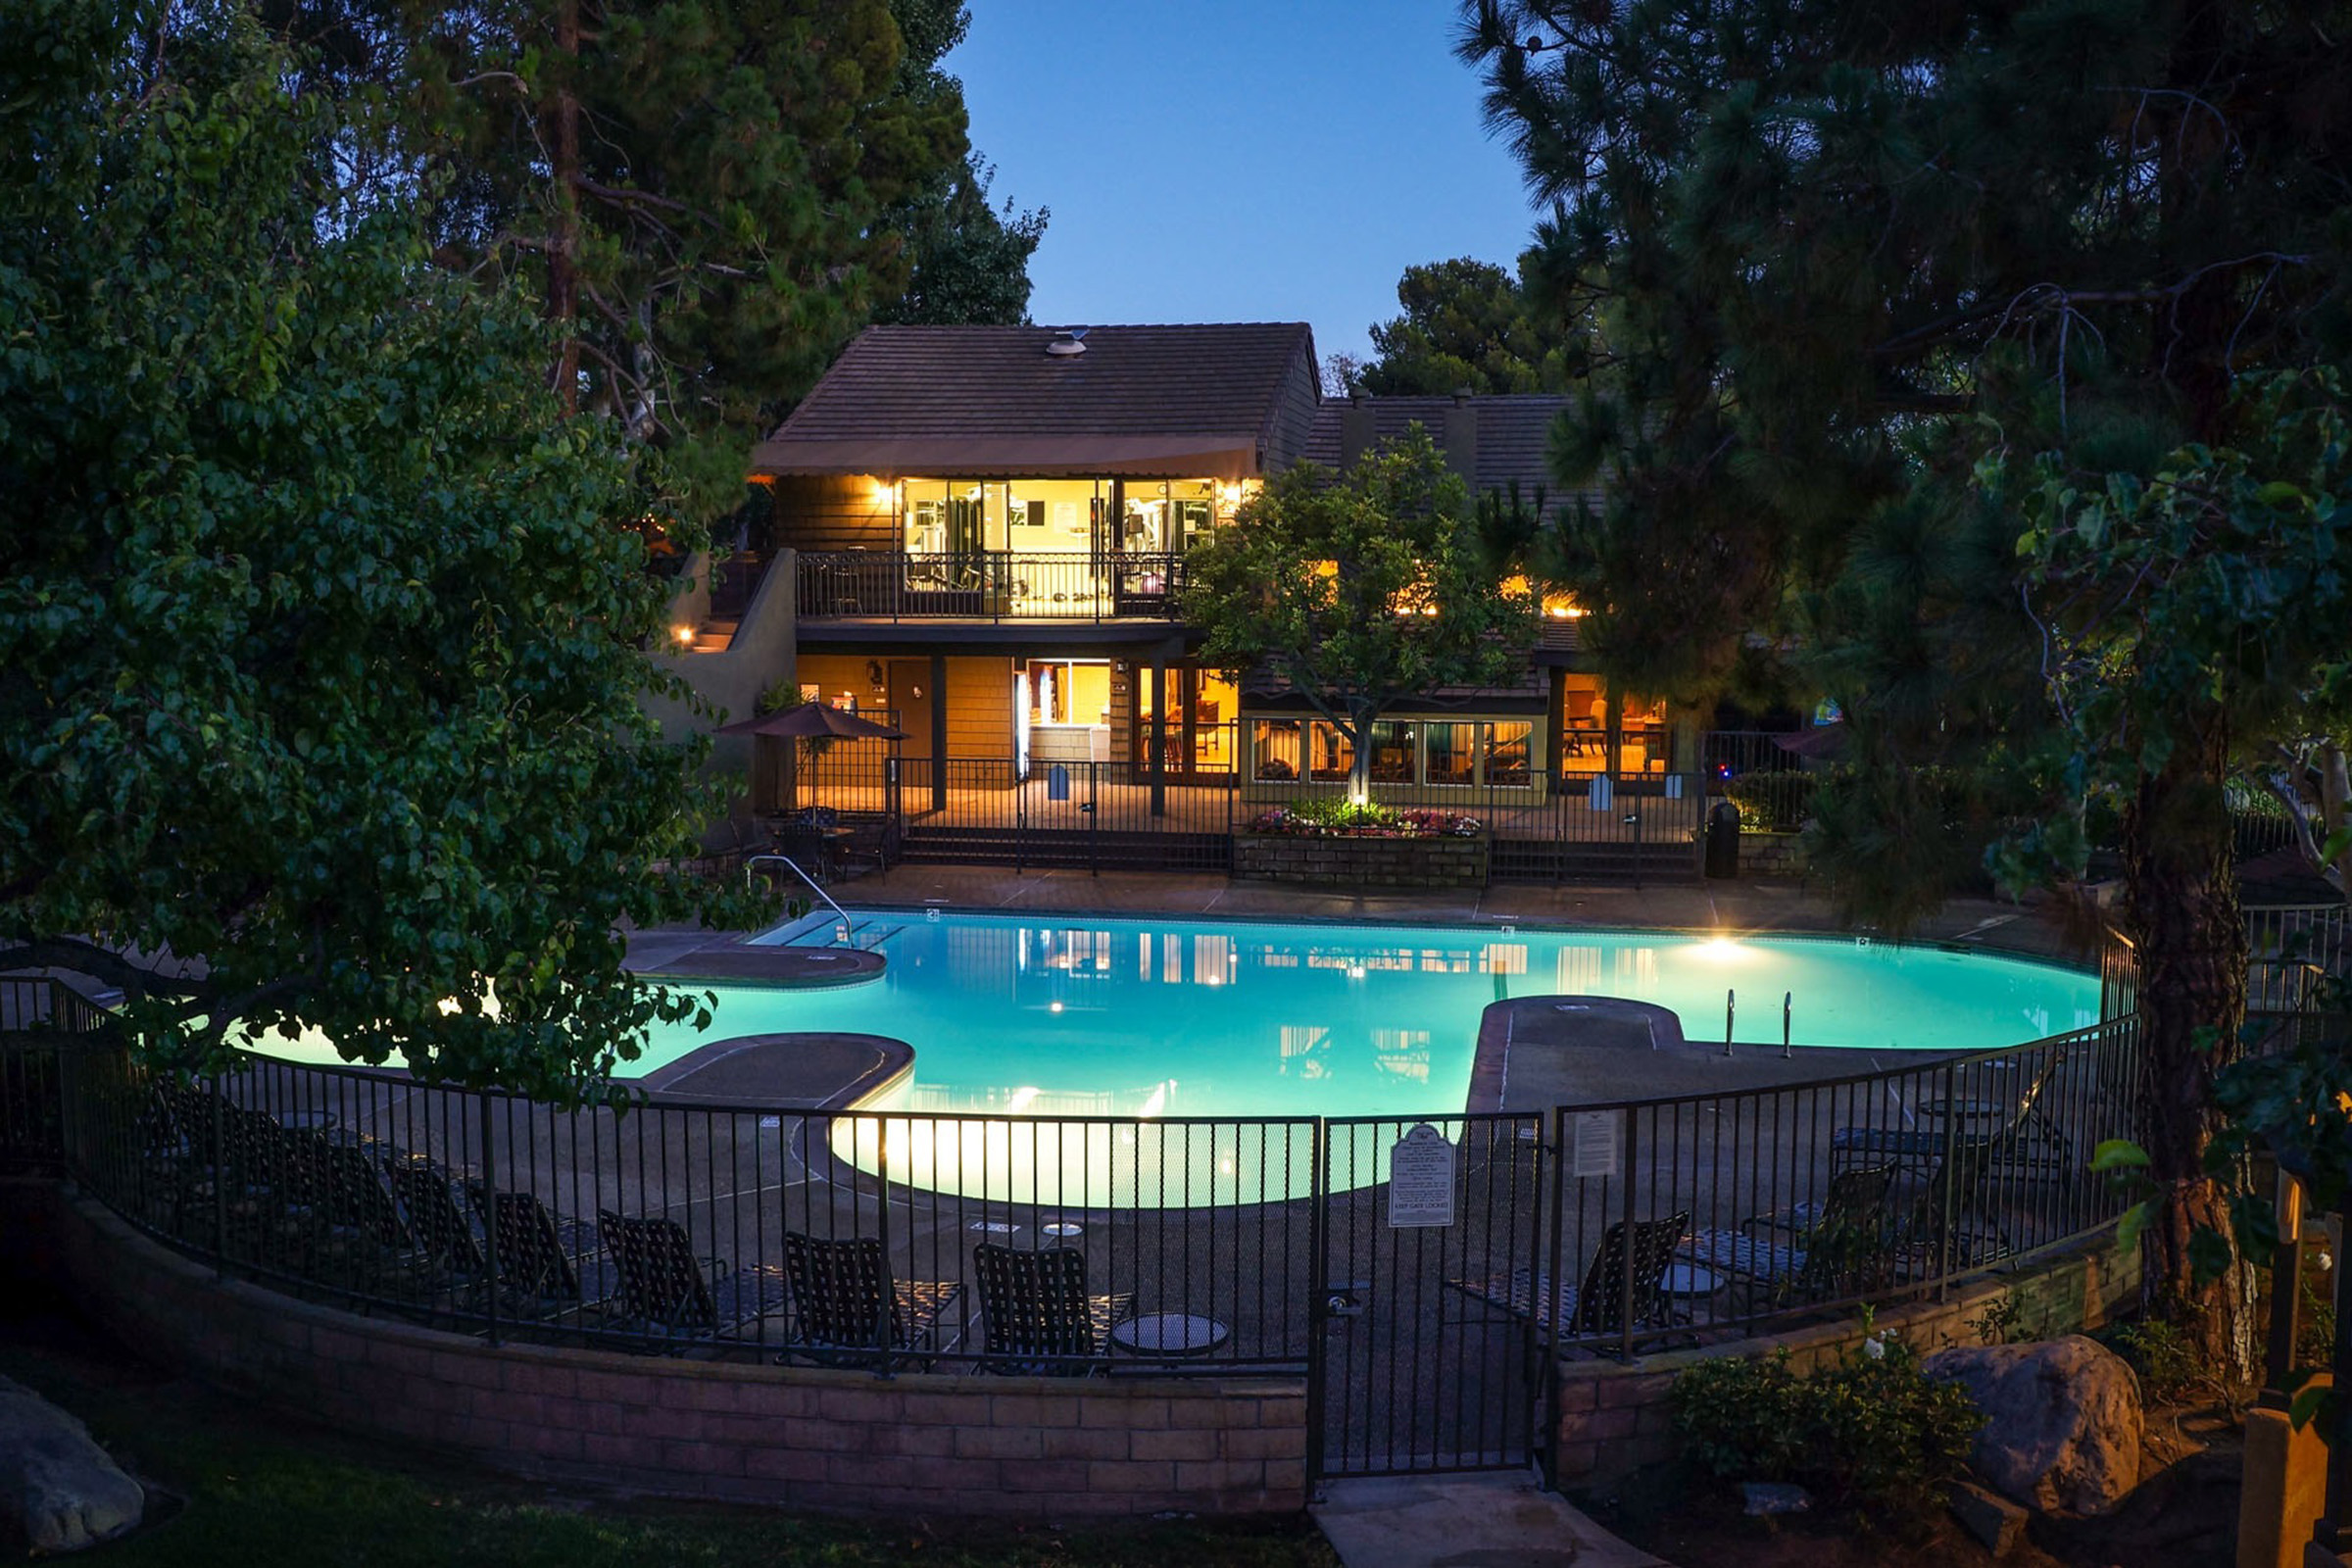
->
<box><xmin>12</xmin><ymin>1182</ymin><xmax>1307</xmax><ymax>1517</ymax></box>
<box><xmin>1232</xmin><ymin>831</ymin><xmax>1491</xmax><ymax>889</ymax></box>
<box><xmin>1551</xmin><ymin>1233</ymin><xmax>2141</xmax><ymax>1487</ymax></box>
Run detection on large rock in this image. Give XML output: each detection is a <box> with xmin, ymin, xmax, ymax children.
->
<box><xmin>0</xmin><ymin>1376</ymin><xmax>146</xmax><ymax>1552</ymax></box>
<box><xmin>1924</xmin><ymin>1335</ymin><xmax>2143</xmax><ymax>1516</ymax></box>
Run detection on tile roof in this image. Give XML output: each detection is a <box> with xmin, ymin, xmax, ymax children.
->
<box><xmin>1301</xmin><ymin>395</ymin><xmax>1605</xmax><ymax>514</ymax></box>
<box><xmin>751</xmin><ymin>323</ymin><xmax>1318</xmax><ymax>479</ymax></box>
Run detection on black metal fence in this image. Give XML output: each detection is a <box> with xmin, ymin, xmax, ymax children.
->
<box><xmin>30</xmin><ymin>1017</ymin><xmax>2142</xmax><ymax>1369</ymax></box>
<box><xmin>3</xmin><ymin>975</ymin><xmax>113</xmax><ymax>1172</ymax></box>
<box><xmin>796</xmin><ymin>551</ymin><xmax>1188</xmax><ymax>624</ymax></box>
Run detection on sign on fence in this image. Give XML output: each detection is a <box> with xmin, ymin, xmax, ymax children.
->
<box><xmin>1387</xmin><ymin>1123</ymin><xmax>1456</xmax><ymax>1228</ymax></box>
<box><xmin>1570</xmin><ymin>1111</ymin><xmax>1620</xmax><ymax>1179</ymax></box>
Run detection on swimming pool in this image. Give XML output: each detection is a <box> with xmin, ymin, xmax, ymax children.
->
<box><xmin>250</xmin><ymin>910</ymin><xmax>2098</xmax><ymax>1207</ymax></box>
<box><xmin>719</xmin><ymin>910</ymin><xmax>2097</xmax><ymax>1115</ymax></box>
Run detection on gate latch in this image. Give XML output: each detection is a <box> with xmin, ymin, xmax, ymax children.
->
<box><xmin>1321</xmin><ymin>1281</ymin><xmax>1370</xmax><ymax>1322</ymax></box>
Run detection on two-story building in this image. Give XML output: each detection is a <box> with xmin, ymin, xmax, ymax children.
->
<box><xmin>659</xmin><ymin>321</ymin><xmax>1697</xmax><ymax>862</ymax></box>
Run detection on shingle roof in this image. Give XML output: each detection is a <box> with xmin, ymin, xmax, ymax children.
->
<box><xmin>750</xmin><ymin>323</ymin><xmax>1318</xmax><ymax>479</ymax></box>
<box><xmin>1300</xmin><ymin>395</ymin><xmax>1603</xmax><ymax>514</ymax></box>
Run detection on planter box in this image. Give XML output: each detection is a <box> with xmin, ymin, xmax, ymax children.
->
<box><xmin>1233</xmin><ymin>830</ymin><xmax>1491</xmax><ymax>889</ymax></box>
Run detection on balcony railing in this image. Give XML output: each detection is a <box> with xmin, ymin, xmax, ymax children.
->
<box><xmin>795</xmin><ymin>551</ymin><xmax>1186</xmax><ymax>623</ymax></box>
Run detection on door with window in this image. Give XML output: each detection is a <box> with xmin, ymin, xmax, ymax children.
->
<box><xmin>1135</xmin><ymin>667</ymin><xmax>1236</xmax><ymax>778</ymax></box>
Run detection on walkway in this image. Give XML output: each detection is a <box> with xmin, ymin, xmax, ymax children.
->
<box><xmin>1313</xmin><ymin>1471</ymin><xmax>1670</xmax><ymax>1568</ymax></box>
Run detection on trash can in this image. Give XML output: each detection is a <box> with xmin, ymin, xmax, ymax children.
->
<box><xmin>1704</xmin><ymin>801</ymin><xmax>1740</xmax><ymax>879</ymax></box>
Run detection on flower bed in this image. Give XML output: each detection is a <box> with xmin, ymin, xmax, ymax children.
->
<box><xmin>1246</xmin><ymin>802</ymin><xmax>1483</xmax><ymax>839</ymax></box>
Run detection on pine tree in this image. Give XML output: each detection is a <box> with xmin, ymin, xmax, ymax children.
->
<box><xmin>1461</xmin><ymin>0</ymin><xmax>2352</xmax><ymax>1366</ymax></box>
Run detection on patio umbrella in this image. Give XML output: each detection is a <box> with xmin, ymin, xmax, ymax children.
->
<box><xmin>717</xmin><ymin>702</ymin><xmax>905</xmax><ymax>816</ymax></box>
<box><xmin>716</xmin><ymin>701</ymin><xmax>905</xmax><ymax>741</ymax></box>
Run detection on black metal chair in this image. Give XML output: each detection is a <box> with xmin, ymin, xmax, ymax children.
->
<box><xmin>1446</xmin><ymin>1211</ymin><xmax>1690</xmax><ymax>1342</ymax></box>
<box><xmin>1682</xmin><ymin>1164</ymin><xmax>1899</xmax><ymax>1307</ymax></box>
<box><xmin>466</xmin><ymin>1185</ymin><xmax>612</xmax><ymax>1317</ymax></box>
<box><xmin>970</xmin><ymin>1243</ymin><xmax>1133</xmax><ymax>1374</ymax></box>
<box><xmin>597</xmin><ymin>1210</ymin><xmax>787</xmax><ymax>1348</ymax></box>
<box><xmin>778</xmin><ymin>1232</ymin><xmax>964</xmax><ymax>1366</ymax></box>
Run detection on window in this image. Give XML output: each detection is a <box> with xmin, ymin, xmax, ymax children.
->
<box><xmin>1251</xmin><ymin>719</ymin><xmax>1301</xmax><ymax>782</ymax></box>
<box><xmin>1488</xmin><ymin>722</ymin><xmax>1533</xmax><ymax>786</ymax></box>
<box><xmin>1307</xmin><ymin>723</ymin><xmax>1354</xmax><ymax>783</ymax></box>
<box><xmin>1367</xmin><ymin>722</ymin><xmax>1416</xmax><ymax>784</ymax></box>
<box><xmin>1424</xmin><ymin>723</ymin><xmax>1476</xmax><ymax>786</ymax></box>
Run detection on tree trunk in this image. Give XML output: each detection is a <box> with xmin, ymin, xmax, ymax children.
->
<box><xmin>2122</xmin><ymin>709</ymin><xmax>2254</xmax><ymax>1378</ymax></box>
<box><xmin>1346</xmin><ymin>704</ymin><xmax>1378</xmax><ymax>805</ymax></box>
<box><xmin>544</xmin><ymin>0</ymin><xmax>582</xmax><ymax>414</ymax></box>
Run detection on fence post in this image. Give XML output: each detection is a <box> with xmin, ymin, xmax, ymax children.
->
<box><xmin>1087</xmin><ymin>762</ymin><xmax>1101</xmax><ymax>877</ymax></box>
<box><xmin>211</xmin><ymin>1076</ymin><xmax>228</xmax><ymax>1277</ymax></box>
<box><xmin>1936</xmin><ymin>1060</ymin><xmax>1960</xmax><ymax>1303</ymax></box>
<box><xmin>479</xmin><ymin>1093</ymin><xmax>502</xmax><ymax>1348</ymax></box>
<box><xmin>1015</xmin><ymin>765</ymin><xmax>1027</xmax><ymax>876</ymax></box>
<box><xmin>1619</xmin><ymin>1108</ymin><xmax>1642</xmax><ymax>1361</ymax></box>
<box><xmin>2262</xmin><ymin>1170</ymin><xmax>2304</xmax><ymax>1402</ymax></box>
<box><xmin>1304</xmin><ymin>1116</ymin><xmax>1329</xmax><ymax>1494</ymax></box>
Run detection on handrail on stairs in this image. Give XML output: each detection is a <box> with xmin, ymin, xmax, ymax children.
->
<box><xmin>745</xmin><ymin>855</ymin><xmax>852</xmax><ymax>945</ymax></box>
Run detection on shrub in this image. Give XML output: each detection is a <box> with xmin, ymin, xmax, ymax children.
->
<box><xmin>1725</xmin><ymin>769</ymin><xmax>1819</xmax><ymax>831</ymax></box>
<box><xmin>1670</xmin><ymin>1336</ymin><xmax>1984</xmax><ymax>1517</ymax></box>
<box><xmin>1246</xmin><ymin>800</ymin><xmax>1481</xmax><ymax>838</ymax></box>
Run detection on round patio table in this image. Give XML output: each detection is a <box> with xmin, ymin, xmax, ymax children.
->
<box><xmin>1108</xmin><ymin>1312</ymin><xmax>1229</xmax><ymax>1357</ymax></box>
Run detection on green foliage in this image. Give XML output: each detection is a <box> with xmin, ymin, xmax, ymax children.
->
<box><xmin>1670</xmin><ymin>1337</ymin><xmax>1984</xmax><ymax>1518</ymax></box>
<box><xmin>1724</xmin><ymin>769</ymin><xmax>1819</xmax><ymax>832</ymax></box>
<box><xmin>267</xmin><ymin>0</ymin><xmax>989</xmax><ymax>515</ymax></box>
<box><xmin>1351</xmin><ymin>256</ymin><xmax>1575</xmax><ymax>396</ymax></box>
<box><xmin>2108</xmin><ymin>1319</ymin><xmax>2214</xmax><ymax>1406</ymax></box>
<box><xmin>1968</xmin><ymin>1296</ymin><xmax>2027</xmax><ymax>1348</ymax></box>
<box><xmin>1182</xmin><ymin>428</ymin><xmax>1540</xmax><ymax>800</ymax></box>
<box><xmin>0</xmin><ymin>0</ymin><xmax>768</xmax><ymax>1094</ymax></box>
<box><xmin>1464</xmin><ymin>0</ymin><xmax>2352</xmax><ymax>1354</ymax></box>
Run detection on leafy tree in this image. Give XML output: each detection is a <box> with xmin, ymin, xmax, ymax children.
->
<box><xmin>1183</xmin><ymin>429</ymin><xmax>1540</xmax><ymax>802</ymax></box>
<box><xmin>0</xmin><ymin>0</ymin><xmax>765</xmax><ymax>1096</ymax></box>
<box><xmin>1350</xmin><ymin>257</ymin><xmax>1572</xmax><ymax>396</ymax></box>
<box><xmin>1461</xmin><ymin>0</ymin><xmax>2352</xmax><ymax>1364</ymax></box>
<box><xmin>875</xmin><ymin>159</ymin><xmax>1048</xmax><ymax>327</ymax></box>
<box><xmin>261</xmin><ymin>0</ymin><xmax>976</xmax><ymax>515</ymax></box>
<box><xmin>872</xmin><ymin>0</ymin><xmax>1048</xmax><ymax>327</ymax></box>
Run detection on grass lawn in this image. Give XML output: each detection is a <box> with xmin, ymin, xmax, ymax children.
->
<box><xmin>0</xmin><ymin>1302</ymin><xmax>1338</xmax><ymax>1568</ymax></box>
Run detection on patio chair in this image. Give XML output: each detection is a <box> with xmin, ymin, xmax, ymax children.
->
<box><xmin>466</xmin><ymin>1184</ymin><xmax>612</xmax><ymax>1317</ymax></box>
<box><xmin>1680</xmin><ymin>1163</ymin><xmax>1898</xmax><ymax>1307</ymax></box>
<box><xmin>1830</xmin><ymin>1050</ymin><xmax>2071</xmax><ymax>1176</ymax></box>
<box><xmin>1893</xmin><ymin>1138</ymin><xmax>2018</xmax><ymax>1280</ymax></box>
<box><xmin>778</xmin><ymin>1232</ymin><xmax>965</xmax><ymax>1366</ymax></box>
<box><xmin>1446</xmin><ymin>1211</ymin><xmax>1690</xmax><ymax>1342</ymax></box>
<box><xmin>380</xmin><ymin>1157</ymin><xmax>485</xmax><ymax>1285</ymax></box>
<box><xmin>598</xmin><ymin>1210</ymin><xmax>788</xmax><ymax>1348</ymax></box>
<box><xmin>970</xmin><ymin>1243</ymin><xmax>1134</xmax><ymax>1374</ymax></box>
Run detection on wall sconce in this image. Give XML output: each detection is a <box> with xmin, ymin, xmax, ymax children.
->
<box><xmin>671</xmin><ymin>624</ymin><xmax>696</xmax><ymax>647</ymax></box>
<box><xmin>1113</xmin><ymin>661</ymin><xmax>1130</xmax><ymax>674</ymax></box>
<box><xmin>865</xmin><ymin>660</ymin><xmax>886</xmax><ymax>689</ymax></box>
<box><xmin>909</xmin><ymin>685</ymin><xmax>925</xmax><ymax>700</ymax></box>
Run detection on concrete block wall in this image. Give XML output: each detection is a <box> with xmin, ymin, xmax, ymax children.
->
<box><xmin>1551</xmin><ymin>1234</ymin><xmax>2142</xmax><ymax>1487</ymax></box>
<box><xmin>20</xmin><ymin>1184</ymin><xmax>1307</xmax><ymax>1517</ymax></box>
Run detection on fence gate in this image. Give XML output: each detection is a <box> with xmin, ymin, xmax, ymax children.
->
<box><xmin>1307</xmin><ymin>1112</ymin><xmax>1552</xmax><ymax>1481</ymax></box>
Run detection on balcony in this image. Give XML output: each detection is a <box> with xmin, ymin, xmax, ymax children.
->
<box><xmin>795</xmin><ymin>551</ymin><xmax>1187</xmax><ymax>623</ymax></box>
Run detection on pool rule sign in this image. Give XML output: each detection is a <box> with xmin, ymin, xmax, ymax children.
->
<box><xmin>1387</xmin><ymin>1123</ymin><xmax>1456</xmax><ymax>1228</ymax></box>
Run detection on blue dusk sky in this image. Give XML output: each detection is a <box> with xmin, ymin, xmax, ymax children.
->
<box><xmin>946</xmin><ymin>0</ymin><xmax>1542</xmax><ymax>370</ymax></box>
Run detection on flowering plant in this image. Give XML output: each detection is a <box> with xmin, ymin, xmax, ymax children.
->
<box><xmin>1247</xmin><ymin>801</ymin><xmax>1483</xmax><ymax>838</ymax></box>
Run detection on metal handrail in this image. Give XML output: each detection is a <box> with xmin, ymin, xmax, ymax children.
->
<box><xmin>744</xmin><ymin>855</ymin><xmax>852</xmax><ymax>944</ymax></box>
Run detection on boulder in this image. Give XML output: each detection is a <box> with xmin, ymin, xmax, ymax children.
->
<box><xmin>1923</xmin><ymin>1335</ymin><xmax>2142</xmax><ymax>1516</ymax></box>
<box><xmin>0</xmin><ymin>1376</ymin><xmax>145</xmax><ymax>1552</ymax></box>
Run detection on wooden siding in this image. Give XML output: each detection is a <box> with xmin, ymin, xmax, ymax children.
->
<box><xmin>944</xmin><ymin>657</ymin><xmax>1015</xmax><ymax>759</ymax></box>
<box><xmin>775</xmin><ymin>474</ymin><xmax>896</xmax><ymax>552</ymax></box>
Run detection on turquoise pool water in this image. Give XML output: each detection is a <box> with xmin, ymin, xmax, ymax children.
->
<box><xmin>728</xmin><ymin>910</ymin><xmax>2097</xmax><ymax>1116</ymax></box>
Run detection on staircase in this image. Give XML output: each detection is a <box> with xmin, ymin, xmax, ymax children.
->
<box><xmin>687</xmin><ymin>616</ymin><xmax>738</xmax><ymax>654</ymax></box>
